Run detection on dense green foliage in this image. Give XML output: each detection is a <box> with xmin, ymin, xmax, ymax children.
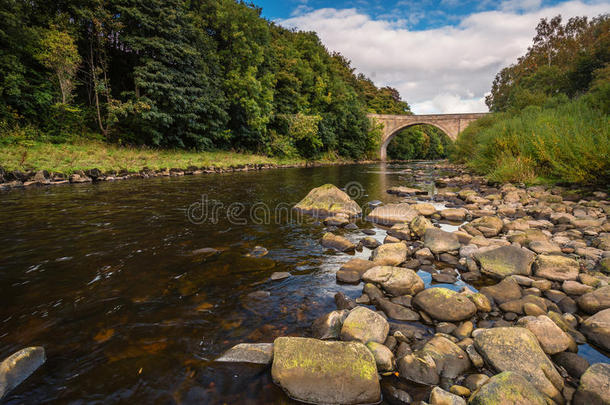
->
<box><xmin>387</xmin><ymin>125</ymin><xmax>454</xmax><ymax>160</ymax></box>
<box><xmin>486</xmin><ymin>15</ymin><xmax>609</xmax><ymax>113</ymax></box>
<box><xmin>0</xmin><ymin>0</ymin><xmax>410</xmax><ymax>159</ymax></box>
<box><xmin>454</xmin><ymin>14</ymin><xmax>609</xmax><ymax>185</ymax></box>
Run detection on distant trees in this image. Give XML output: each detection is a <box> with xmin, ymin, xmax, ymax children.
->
<box><xmin>486</xmin><ymin>14</ymin><xmax>609</xmax><ymax>113</ymax></box>
<box><xmin>0</xmin><ymin>0</ymin><xmax>410</xmax><ymax>159</ymax></box>
<box><xmin>387</xmin><ymin>125</ymin><xmax>453</xmax><ymax>160</ymax></box>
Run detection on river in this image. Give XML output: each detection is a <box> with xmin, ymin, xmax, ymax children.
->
<box><xmin>1</xmin><ymin>162</ymin><xmax>607</xmax><ymax>404</ymax></box>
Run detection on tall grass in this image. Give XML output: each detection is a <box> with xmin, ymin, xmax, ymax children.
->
<box><xmin>453</xmin><ymin>99</ymin><xmax>610</xmax><ymax>185</ymax></box>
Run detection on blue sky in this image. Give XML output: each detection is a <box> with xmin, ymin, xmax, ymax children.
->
<box><xmin>252</xmin><ymin>0</ymin><xmax>609</xmax><ymax>113</ymax></box>
<box><xmin>254</xmin><ymin>0</ymin><xmax>570</xmax><ymax>30</ymax></box>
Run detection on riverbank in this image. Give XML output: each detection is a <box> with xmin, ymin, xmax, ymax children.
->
<box><xmin>0</xmin><ymin>140</ymin><xmax>380</xmax><ymax>190</ymax></box>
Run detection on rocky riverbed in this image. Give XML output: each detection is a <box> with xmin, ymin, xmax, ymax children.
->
<box><xmin>216</xmin><ymin>167</ymin><xmax>610</xmax><ymax>404</ymax></box>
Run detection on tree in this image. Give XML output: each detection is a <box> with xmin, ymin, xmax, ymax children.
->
<box><xmin>35</xmin><ymin>26</ymin><xmax>81</xmax><ymax>104</ymax></box>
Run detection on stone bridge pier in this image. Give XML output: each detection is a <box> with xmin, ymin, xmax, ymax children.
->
<box><xmin>368</xmin><ymin>113</ymin><xmax>488</xmax><ymax>160</ymax></box>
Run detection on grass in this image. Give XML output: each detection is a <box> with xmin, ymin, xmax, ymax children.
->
<box><xmin>452</xmin><ymin>98</ymin><xmax>610</xmax><ymax>186</ymax></box>
<box><xmin>0</xmin><ymin>140</ymin><xmax>348</xmax><ymax>175</ymax></box>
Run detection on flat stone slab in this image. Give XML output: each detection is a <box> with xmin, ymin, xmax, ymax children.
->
<box><xmin>474</xmin><ymin>245</ymin><xmax>535</xmax><ymax>279</ymax></box>
<box><xmin>271</xmin><ymin>337</ymin><xmax>380</xmax><ymax>405</ymax></box>
<box><xmin>216</xmin><ymin>343</ymin><xmax>274</xmax><ymax>365</ymax></box>
<box><xmin>366</xmin><ymin>203</ymin><xmax>419</xmax><ymax>225</ymax></box>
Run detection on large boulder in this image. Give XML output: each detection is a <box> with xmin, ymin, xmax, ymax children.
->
<box><xmin>474</xmin><ymin>246</ymin><xmax>535</xmax><ymax>279</ymax></box>
<box><xmin>0</xmin><ymin>347</ymin><xmax>46</xmax><ymax>400</ymax></box>
<box><xmin>519</xmin><ymin>315</ymin><xmax>573</xmax><ymax>355</ymax></box>
<box><xmin>370</xmin><ymin>242</ymin><xmax>408</xmax><ymax>266</ymax></box>
<box><xmin>321</xmin><ymin>232</ymin><xmax>356</xmax><ymax>252</ymax></box>
<box><xmin>362</xmin><ymin>266</ymin><xmax>424</xmax><ymax>297</ymax></box>
<box><xmin>271</xmin><ymin>337</ymin><xmax>380</xmax><ymax>405</ymax></box>
<box><xmin>397</xmin><ymin>336</ymin><xmax>471</xmax><ymax>385</ymax></box>
<box><xmin>216</xmin><ymin>343</ymin><xmax>273</xmax><ymax>365</ymax></box>
<box><xmin>468</xmin><ymin>371</ymin><xmax>547</xmax><ymax>405</ymax></box>
<box><xmin>580</xmin><ymin>308</ymin><xmax>610</xmax><ymax>352</ymax></box>
<box><xmin>474</xmin><ymin>327</ymin><xmax>564</xmax><ymax>403</ymax></box>
<box><xmin>294</xmin><ymin>184</ymin><xmax>361</xmax><ymax>217</ymax></box>
<box><xmin>366</xmin><ymin>203</ymin><xmax>419</xmax><ymax>225</ymax></box>
<box><xmin>469</xmin><ymin>216</ymin><xmax>504</xmax><ymax>237</ymax></box>
<box><xmin>336</xmin><ymin>258</ymin><xmax>377</xmax><ymax>284</ymax></box>
<box><xmin>413</xmin><ymin>288</ymin><xmax>477</xmax><ymax>321</ymax></box>
<box><xmin>573</xmin><ymin>363</ymin><xmax>610</xmax><ymax>405</ymax></box>
<box><xmin>577</xmin><ymin>286</ymin><xmax>610</xmax><ymax>314</ymax></box>
<box><xmin>424</xmin><ymin>228</ymin><xmax>460</xmax><ymax>254</ymax></box>
<box><xmin>534</xmin><ymin>255</ymin><xmax>580</xmax><ymax>281</ymax></box>
<box><xmin>340</xmin><ymin>306</ymin><xmax>389</xmax><ymax>344</ymax></box>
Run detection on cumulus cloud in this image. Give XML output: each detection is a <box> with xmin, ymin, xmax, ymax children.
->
<box><xmin>279</xmin><ymin>1</ymin><xmax>609</xmax><ymax>113</ymax></box>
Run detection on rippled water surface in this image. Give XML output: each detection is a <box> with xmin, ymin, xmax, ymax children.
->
<box><xmin>1</xmin><ymin>162</ymin><xmax>607</xmax><ymax>404</ymax></box>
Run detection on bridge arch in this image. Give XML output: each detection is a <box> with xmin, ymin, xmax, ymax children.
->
<box><xmin>380</xmin><ymin>121</ymin><xmax>454</xmax><ymax>161</ymax></box>
<box><xmin>368</xmin><ymin>113</ymin><xmax>488</xmax><ymax>160</ymax></box>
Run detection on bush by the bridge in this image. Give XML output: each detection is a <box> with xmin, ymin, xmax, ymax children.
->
<box><xmin>453</xmin><ymin>97</ymin><xmax>609</xmax><ymax>185</ymax></box>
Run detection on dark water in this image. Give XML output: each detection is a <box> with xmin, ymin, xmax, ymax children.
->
<box><xmin>1</xmin><ymin>163</ymin><xmax>607</xmax><ymax>404</ymax></box>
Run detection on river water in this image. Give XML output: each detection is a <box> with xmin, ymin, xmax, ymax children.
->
<box><xmin>1</xmin><ymin>163</ymin><xmax>607</xmax><ymax>404</ymax></box>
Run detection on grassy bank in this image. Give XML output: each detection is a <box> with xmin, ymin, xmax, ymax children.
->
<box><xmin>0</xmin><ymin>140</ymin><xmax>347</xmax><ymax>175</ymax></box>
<box><xmin>452</xmin><ymin>99</ymin><xmax>610</xmax><ymax>186</ymax></box>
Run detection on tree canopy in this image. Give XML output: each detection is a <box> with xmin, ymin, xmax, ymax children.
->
<box><xmin>0</xmin><ymin>0</ymin><xmax>411</xmax><ymax>159</ymax></box>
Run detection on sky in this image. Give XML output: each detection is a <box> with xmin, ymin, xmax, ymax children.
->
<box><xmin>253</xmin><ymin>0</ymin><xmax>609</xmax><ymax>114</ymax></box>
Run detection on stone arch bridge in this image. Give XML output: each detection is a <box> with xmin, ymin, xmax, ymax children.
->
<box><xmin>368</xmin><ymin>113</ymin><xmax>488</xmax><ymax>160</ymax></box>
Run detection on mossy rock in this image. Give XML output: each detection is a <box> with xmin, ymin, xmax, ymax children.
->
<box><xmin>271</xmin><ymin>337</ymin><xmax>380</xmax><ymax>405</ymax></box>
<box><xmin>413</xmin><ymin>287</ymin><xmax>477</xmax><ymax>321</ymax></box>
<box><xmin>469</xmin><ymin>371</ymin><xmax>547</xmax><ymax>405</ymax></box>
<box><xmin>474</xmin><ymin>245</ymin><xmax>535</xmax><ymax>279</ymax></box>
<box><xmin>294</xmin><ymin>184</ymin><xmax>362</xmax><ymax>217</ymax></box>
<box><xmin>473</xmin><ymin>327</ymin><xmax>564</xmax><ymax>403</ymax></box>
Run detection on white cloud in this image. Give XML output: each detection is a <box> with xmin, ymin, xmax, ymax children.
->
<box><xmin>279</xmin><ymin>1</ymin><xmax>609</xmax><ymax>114</ymax></box>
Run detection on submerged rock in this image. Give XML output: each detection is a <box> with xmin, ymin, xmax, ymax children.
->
<box><xmin>0</xmin><ymin>347</ymin><xmax>46</xmax><ymax>400</ymax></box>
<box><xmin>271</xmin><ymin>337</ymin><xmax>380</xmax><ymax>405</ymax></box>
<box><xmin>216</xmin><ymin>343</ymin><xmax>273</xmax><ymax>365</ymax></box>
<box><xmin>321</xmin><ymin>232</ymin><xmax>356</xmax><ymax>252</ymax></box>
<box><xmin>413</xmin><ymin>288</ymin><xmax>477</xmax><ymax>321</ymax></box>
<box><xmin>294</xmin><ymin>184</ymin><xmax>362</xmax><ymax>217</ymax></box>
<box><xmin>474</xmin><ymin>327</ymin><xmax>564</xmax><ymax>403</ymax></box>
<box><xmin>468</xmin><ymin>371</ymin><xmax>547</xmax><ymax>405</ymax></box>
<box><xmin>474</xmin><ymin>245</ymin><xmax>535</xmax><ymax>279</ymax></box>
<box><xmin>336</xmin><ymin>258</ymin><xmax>377</xmax><ymax>284</ymax></box>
